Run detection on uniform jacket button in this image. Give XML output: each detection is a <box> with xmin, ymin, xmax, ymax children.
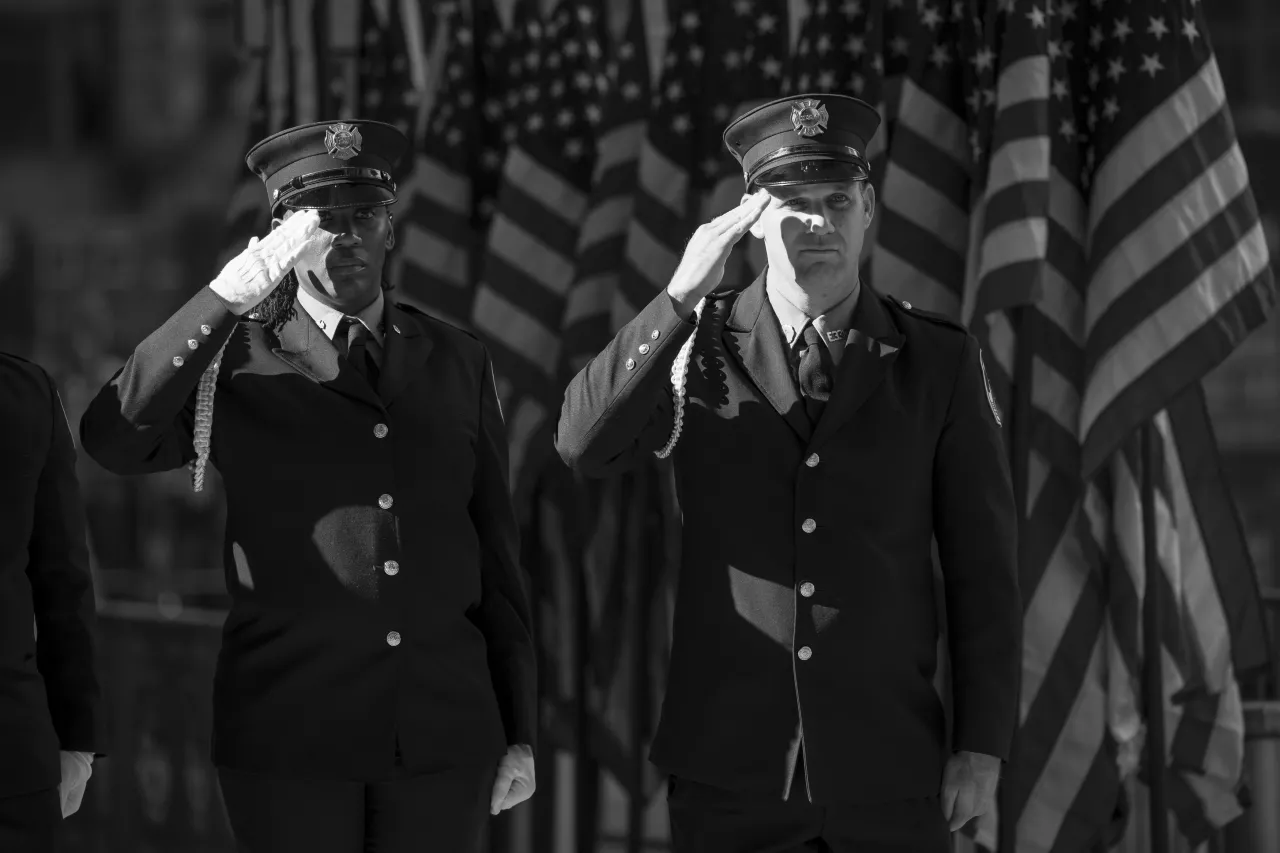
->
<box><xmin>800</xmin><ymin>582</ymin><xmax>815</xmax><ymax>598</ymax></box>
<box><xmin>384</xmin><ymin>560</ymin><xmax>399</xmax><ymax>576</ymax></box>
<box><xmin>805</xmin><ymin>453</ymin><xmax>819</xmax><ymax>468</ymax></box>
<box><xmin>200</xmin><ymin>324</ymin><xmax>212</xmax><ymax>335</ymax></box>
<box><xmin>797</xmin><ymin>646</ymin><xmax>813</xmax><ymax>661</ymax></box>
<box><xmin>901</xmin><ymin>300</ymin><xmax>912</xmax><ymax>309</ymax></box>
<box><xmin>374</xmin><ymin>423</ymin><xmax>389</xmax><ymax>438</ymax></box>
<box><xmin>638</xmin><ymin>343</ymin><xmax>650</xmax><ymax>355</ymax></box>
<box><xmin>650</xmin><ymin>329</ymin><xmax>660</xmax><ymax>340</ymax></box>
<box><xmin>625</xmin><ymin>358</ymin><xmax>636</xmax><ymax>370</ymax></box>
<box><xmin>378</xmin><ymin>494</ymin><xmax>394</xmax><ymax>510</ymax></box>
<box><xmin>386</xmin><ymin>631</ymin><xmax>401</xmax><ymax>647</ymax></box>
<box><xmin>172</xmin><ymin>356</ymin><xmax>185</xmax><ymax>367</ymax></box>
<box><xmin>187</xmin><ymin>339</ymin><xmax>199</xmax><ymax>350</ymax></box>
<box><xmin>802</xmin><ymin>518</ymin><xmax>816</xmax><ymax>533</ymax></box>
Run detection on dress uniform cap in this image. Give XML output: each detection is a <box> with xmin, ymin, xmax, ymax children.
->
<box><xmin>245</xmin><ymin>119</ymin><xmax>410</xmax><ymax>215</ymax></box>
<box><xmin>722</xmin><ymin>93</ymin><xmax>882</xmax><ymax>191</ymax></box>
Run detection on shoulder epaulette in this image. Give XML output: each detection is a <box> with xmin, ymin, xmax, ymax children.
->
<box><xmin>395</xmin><ymin>302</ymin><xmax>480</xmax><ymax>341</ymax></box>
<box><xmin>882</xmin><ymin>293</ymin><xmax>968</xmax><ymax>334</ymax></box>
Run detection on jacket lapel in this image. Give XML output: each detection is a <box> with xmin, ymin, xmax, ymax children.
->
<box><xmin>808</xmin><ymin>287</ymin><xmax>905</xmax><ymax>451</ymax></box>
<box><xmin>721</xmin><ymin>272</ymin><xmax>813</xmax><ymax>444</ymax></box>
<box><xmin>268</xmin><ymin>298</ymin><xmax>385</xmax><ymax>410</ymax></box>
<box><xmin>377</xmin><ymin>301</ymin><xmax>434</xmax><ymax>405</ymax></box>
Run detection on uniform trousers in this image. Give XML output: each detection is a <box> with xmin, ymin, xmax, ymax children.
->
<box><xmin>666</xmin><ymin>753</ymin><xmax>951</xmax><ymax>853</ymax></box>
<box><xmin>218</xmin><ymin>749</ymin><xmax>494</xmax><ymax>853</ymax></box>
<box><xmin>0</xmin><ymin>787</ymin><xmax>60</xmax><ymax>853</ymax></box>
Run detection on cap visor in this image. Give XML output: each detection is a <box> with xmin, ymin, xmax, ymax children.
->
<box><xmin>280</xmin><ymin>183</ymin><xmax>397</xmax><ymax>211</ymax></box>
<box><xmin>753</xmin><ymin>154</ymin><xmax>869</xmax><ymax>188</ymax></box>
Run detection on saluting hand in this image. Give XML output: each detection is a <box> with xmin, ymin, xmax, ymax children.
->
<box><xmin>490</xmin><ymin>744</ymin><xmax>535</xmax><ymax>815</ymax></box>
<box><xmin>941</xmin><ymin>750</ymin><xmax>1001</xmax><ymax>832</ymax></box>
<box><xmin>210</xmin><ymin>208</ymin><xmax>321</xmax><ymax>316</ymax></box>
<box><xmin>666</xmin><ymin>189</ymin><xmax>771</xmax><ymax>319</ymax></box>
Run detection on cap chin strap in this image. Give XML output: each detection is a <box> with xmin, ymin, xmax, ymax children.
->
<box><xmin>654</xmin><ymin>297</ymin><xmax>706</xmax><ymax>459</ymax></box>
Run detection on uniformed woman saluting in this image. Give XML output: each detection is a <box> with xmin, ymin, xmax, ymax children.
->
<box><xmin>81</xmin><ymin>120</ymin><xmax>536</xmax><ymax>853</ymax></box>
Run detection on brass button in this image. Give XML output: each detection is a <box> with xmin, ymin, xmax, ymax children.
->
<box><xmin>374</xmin><ymin>423</ymin><xmax>389</xmax><ymax>439</ymax></box>
<box><xmin>187</xmin><ymin>339</ymin><xmax>199</xmax><ymax>350</ymax></box>
<box><xmin>378</xmin><ymin>494</ymin><xmax>394</xmax><ymax>510</ymax></box>
<box><xmin>805</xmin><ymin>453</ymin><xmax>819</xmax><ymax>468</ymax></box>
<box><xmin>901</xmin><ymin>300</ymin><xmax>912</xmax><ymax>309</ymax></box>
<box><xmin>797</xmin><ymin>646</ymin><xmax>813</xmax><ymax>661</ymax></box>
<box><xmin>650</xmin><ymin>329</ymin><xmax>660</xmax><ymax>340</ymax></box>
<box><xmin>625</xmin><ymin>358</ymin><xmax>636</xmax><ymax>370</ymax></box>
<box><xmin>800</xmin><ymin>582</ymin><xmax>815</xmax><ymax>598</ymax></box>
<box><xmin>386</xmin><ymin>631</ymin><xmax>401</xmax><ymax>647</ymax></box>
<box><xmin>172</xmin><ymin>356</ymin><xmax>185</xmax><ymax>367</ymax></box>
<box><xmin>384</xmin><ymin>560</ymin><xmax>400</xmax><ymax>576</ymax></box>
<box><xmin>200</xmin><ymin>324</ymin><xmax>212</xmax><ymax>335</ymax></box>
<box><xmin>638</xmin><ymin>343</ymin><xmax>650</xmax><ymax>355</ymax></box>
<box><xmin>802</xmin><ymin>518</ymin><xmax>816</xmax><ymax>533</ymax></box>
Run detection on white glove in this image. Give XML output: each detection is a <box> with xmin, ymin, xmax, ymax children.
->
<box><xmin>58</xmin><ymin>750</ymin><xmax>94</xmax><ymax>818</ymax></box>
<box><xmin>210</xmin><ymin>209</ymin><xmax>321</xmax><ymax>315</ymax></box>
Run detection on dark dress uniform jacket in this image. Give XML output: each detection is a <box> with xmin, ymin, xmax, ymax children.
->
<box><xmin>80</xmin><ymin>287</ymin><xmax>536</xmax><ymax>780</ymax></box>
<box><xmin>1</xmin><ymin>354</ymin><xmax>102</xmax><ymax>798</ymax></box>
<box><xmin>556</xmin><ymin>273</ymin><xmax>1020</xmax><ymax>804</ymax></box>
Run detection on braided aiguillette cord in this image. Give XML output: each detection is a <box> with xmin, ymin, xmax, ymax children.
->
<box><xmin>190</xmin><ymin>339</ymin><xmax>230</xmax><ymax>492</ymax></box>
<box><xmin>654</xmin><ymin>296</ymin><xmax>706</xmax><ymax>460</ymax></box>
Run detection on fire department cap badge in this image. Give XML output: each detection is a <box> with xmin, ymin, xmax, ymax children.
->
<box><xmin>979</xmin><ymin>349</ymin><xmax>1002</xmax><ymax>427</ymax></box>
<box><xmin>324</xmin><ymin>122</ymin><xmax>363</xmax><ymax>160</ymax></box>
<box><xmin>790</xmin><ymin>99</ymin><xmax>829</xmax><ymax>137</ymax></box>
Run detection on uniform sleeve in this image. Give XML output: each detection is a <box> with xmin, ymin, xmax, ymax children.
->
<box><xmin>470</xmin><ymin>349</ymin><xmax>539</xmax><ymax>752</ymax></box>
<box><xmin>933</xmin><ymin>333</ymin><xmax>1021</xmax><ymax>761</ymax></box>
<box><xmin>555</xmin><ymin>291</ymin><xmax>695</xmax><ymax>478</ymax></box>
<box><xmin>80</xmin><ymin>286</ymin><xmax>240</xmax><ymax>475</ymax></box>
<box><xmin>28</xmin><ymin>371</ymin><xmax>104</xmax><ymax>756</ymax></box>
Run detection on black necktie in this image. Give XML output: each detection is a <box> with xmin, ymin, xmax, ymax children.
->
<box><xmin>797</xmin><ymin>324</ymin><xmax>833</xmax><ymax>423</ymax></box>
<box><xmin>335</xmin><ymin>316</ymin><xmax>380</xmax><ymax>388</ymax></box>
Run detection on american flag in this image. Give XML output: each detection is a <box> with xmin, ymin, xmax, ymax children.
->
<box><xmin>961</xmin><ymin>0</ymin><xmax>1055</xmax><ymax>324</ymax></box>
<box><xmin>558</xmin><ymin>0</ymin><xmax>650</xmax><ymax>381</ymax></box>
<box><xmin>957</xmin><ymin>2</ymin><xmax>1273</xmax><ymax>851</ymax></box>
<box><xmin>220</xmin><ymin>0</ymin><xmax>324</xmax><ymax>269</ymax></box>
<box><xmin>874</xmin><ymin>0</ymin><xmax>973</xmax><ymax>317</ymax></box>
<box><xmin>355</xmin><ymin>0</ymin><xmax>421</xmax><ymax>137</ymax></box>
<box><xmin>1078</xmin><ymin>0</ymin><xmax>1276</xmax><ymax>476</ymax></box>
<box><xmin>471</xmin><ymin>0</ymin><xmax>610</xmax><ymax>499</ymax></box>
<box><xmin>393</xmin><ymin>0</ymin><xmax>510</xmax><ymax>328</ymax></box>
<box><xmin>614</xmin><ymin>0</ymin><xmax>704</xmax><ymax>327</ymax></box>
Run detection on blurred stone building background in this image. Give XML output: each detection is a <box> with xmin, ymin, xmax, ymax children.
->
<box><xmin>0</xmin><ymin>0</ymin><xmax>1277</xmax><ymax>851</ymax></box>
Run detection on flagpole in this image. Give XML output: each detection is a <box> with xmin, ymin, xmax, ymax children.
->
<box><xmin>1140</xmin><ymin>420</ymin><xmax>1170</xmax><ymax>852</ymax></box>
<box><xmin>998</xmin><ymin>307</ymin><xmax>1035</xmax><ymax>853</ymax></box>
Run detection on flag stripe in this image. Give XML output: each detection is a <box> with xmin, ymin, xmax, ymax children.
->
<box><xmin>479</xmin><ymin>247</ymin><xmax>570</xmax><ymax>350</ymax></box>
<box><xmin>881</xmin><ymin>126</ymin><xmax>972</xmax><ymax>212</ymax></box>
<box><xmin>1088</xmin><ymin>166</ymin><xmax>1259</xmax><ymax>361</ymax></box>
<box><xmin>1080</xmin><ymin>223</ymin><xmax>1270</xmax><ymax>474</ymax></box>
<box><xmin>1167</xmin><ymin>384</ymin><xmax>1271</xmax><ymax>676</ymax></box>
<box><xmin>400</xmin><ymin>223</ymin><xmax>469</xmax><ymax>288</ymax></box>
<box><xmin>1087</xmin><ymin>58</ymin><xmax>1224</xmax><ymax>238</ymax></box>
<box><xmin>486</xmin><ymin>212</ymin><xmax>577</xmax><ymax>299</ymax></box>
<box><xmin>896</xmin><ymin>78</ymin><xmax>970</xmax><ymax>168</ymax></box>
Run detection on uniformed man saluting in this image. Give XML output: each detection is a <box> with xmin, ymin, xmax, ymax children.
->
<box><xmin>81</xmin><ymin>121</ymin><xmax>536</xmax><ymax>852</ymax></box>
<box><xmin>557</xmin><ymin>94</ymin><xmax>1020</xmax><ymax>851</ymax></box>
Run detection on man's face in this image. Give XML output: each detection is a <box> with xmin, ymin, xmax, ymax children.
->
<box><xmin>280</xmin><ymin>186</ymin><xmax>395</xmax><ymax>308</ymax></box>
<box><xmin>747</xmin><ymin>179</ymin><xmax>874</xmax><ymax>290</ymax></box>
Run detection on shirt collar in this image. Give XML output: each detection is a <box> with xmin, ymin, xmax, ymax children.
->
<box><xmin>296</xmin><ymin>285</ymin><xmax>385</xmax><ymax>344</ymax></box>
<box><xmin>767</xmin><ymin>279</ymin><xmax>862</xmax><ymax>349</ymax></box>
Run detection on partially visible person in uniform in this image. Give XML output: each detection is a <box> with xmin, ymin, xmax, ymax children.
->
<box><xmin>1</xmin><ymin>353</ymin><xmax>103</xmax><ymax>852</ymax></box>
<box><xmin>557</xmin><ymin>94</ymin><xmax>1021</xmax><ymax>852</ymax></box>
<box><xmin>80</xmin><ymin>120</ymin><xmax>536</xmax><ymax>853</ymax></box>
